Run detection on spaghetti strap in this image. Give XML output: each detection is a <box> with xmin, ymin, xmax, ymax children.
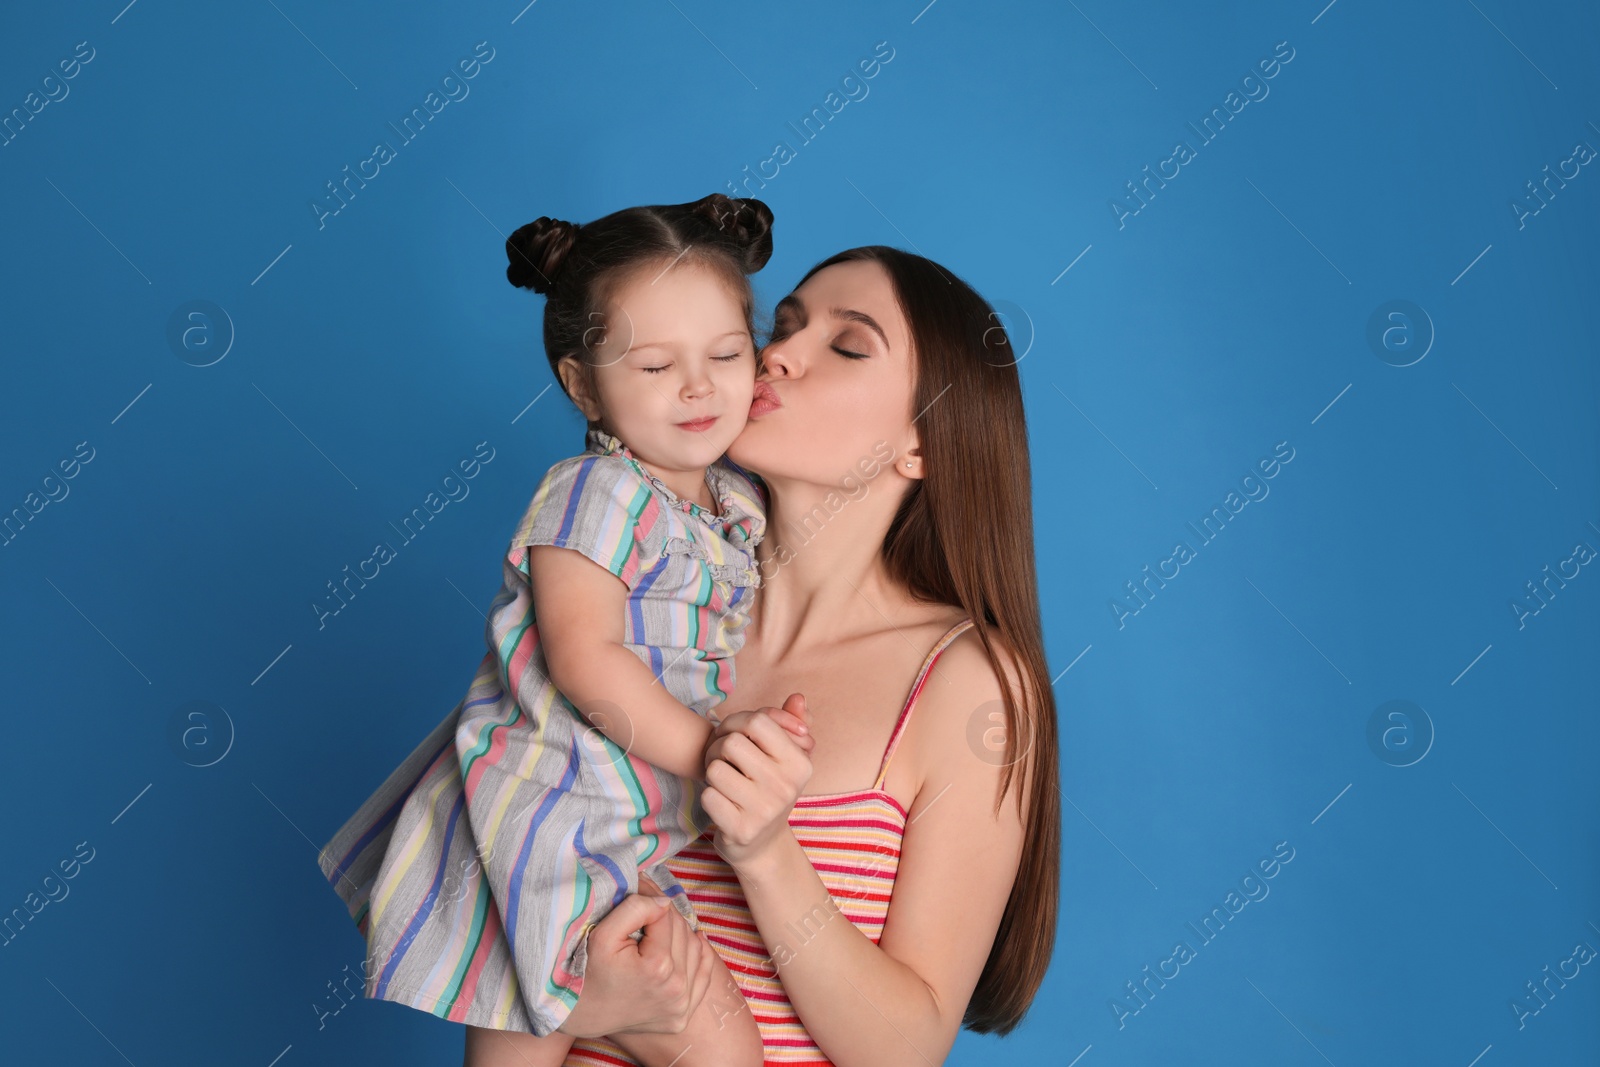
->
<box><xmin>871</xmin><ymin>617</ymin><xmax>977</xmax><ymax>791</ymax></box>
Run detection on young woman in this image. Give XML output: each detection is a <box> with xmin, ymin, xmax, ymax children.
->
<box><xmin>469</xmin><ymin>245</ymin><xmax>1061</xmax><ymax>1066</ymax></box>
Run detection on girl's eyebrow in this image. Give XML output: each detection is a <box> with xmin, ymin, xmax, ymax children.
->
<box><xmin>628</xmin><ymin>329</ymin><xmax>750</xmax><ymax>353</ymax></box>
<box><xmin>773</xmin><ymin>293</ymin><xmax>888</xmax><ymax>347</ymax></box>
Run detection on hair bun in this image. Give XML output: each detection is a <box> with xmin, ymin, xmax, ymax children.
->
<box><xmin>689</xmin><ymin>193</ymin><xmax>774</xmax><ymax>273</ymax></box>
<box><xmin>506</xmin><ymin>217</ymin><xmax>579</xmax><ymax>294</ymax></box>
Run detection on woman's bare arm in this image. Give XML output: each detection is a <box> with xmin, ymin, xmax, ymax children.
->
<box><xmin>713</xmin><ymin>632</ymin><xmax>1028</xmax><ymax>1067</ymax></box>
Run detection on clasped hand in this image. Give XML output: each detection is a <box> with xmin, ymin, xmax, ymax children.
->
<box><xmin>701</xmin><ymin>692</ymin><xmax>814</xmax><ymax>870</ymax></box>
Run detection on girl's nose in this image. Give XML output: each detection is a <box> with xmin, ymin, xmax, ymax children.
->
<box><xmin>682</xmin><ymin>370</ymin><xmax>713</xmax><ymax>399</ymax></box>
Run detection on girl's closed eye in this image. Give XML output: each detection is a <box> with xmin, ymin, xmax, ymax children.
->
<box><xmin>642</xmin><ymin>352</ymin><xmax>746</xmax><ymax>374</ymax></box>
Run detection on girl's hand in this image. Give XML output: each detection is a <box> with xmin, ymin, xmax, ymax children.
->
<box><xmin>556</xmin><ymin>893</ymin><xmax>714</xmax><ymax>1038</ymax></box>
<box><xmin>702</xmin><ymin>693</ymin><xmax>814</xmax><ymax>872</ymax></box>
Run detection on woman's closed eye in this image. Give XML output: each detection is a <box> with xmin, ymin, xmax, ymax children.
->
<box><xmin>765</xmin><ymin>315</ymin><xmax>869</xmax><ymax>360</ymax></box>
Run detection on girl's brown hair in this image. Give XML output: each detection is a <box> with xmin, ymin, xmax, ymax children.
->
<box><xmin>792</xmin><ymin>246</ymin><xmax>1060</xmax><ymax>1036</ymax></box>
<box><xmin>504</xmin><ymin>193</ymin><xmax>774</xmax><ymax>422</ymax></box>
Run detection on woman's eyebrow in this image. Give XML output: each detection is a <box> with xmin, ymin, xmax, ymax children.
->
<box><xmin>773</xmin><ymin>293</ymin><xmax>888</xmax><ymax>347</ymax></box>
<box><xmin>830</xmin><ymin>307</ymin><xmax>888</xmax><ymax>347</ymax></box>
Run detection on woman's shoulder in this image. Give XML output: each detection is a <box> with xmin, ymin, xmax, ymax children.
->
<box><xmin>928</xmin><ymin>619</ymin><xmax>1020</xmax><ymax>696</ymax></box>
<box><xmin>902</xmin><ymin>617</ymin><xmax>1030</xmax><ymax>771</ymax></box>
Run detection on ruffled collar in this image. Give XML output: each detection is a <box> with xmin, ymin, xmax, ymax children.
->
<box><xmin>585</xmin><ymin>426</ymin><xmax>765</xmax><ymax>549</ymax></box>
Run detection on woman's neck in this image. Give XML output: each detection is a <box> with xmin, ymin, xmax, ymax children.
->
<box><xmin>750</xmin><ymin>475</ymin><xmax>915</xmax><ymax>656</ymax></box>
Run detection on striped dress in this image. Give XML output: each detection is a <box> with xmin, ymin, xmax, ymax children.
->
<box><xmin>566</xmin><ymin>616</ymin><xmax>977</xmax><ymax>1066</ymax></box>
<box><xmin>317</xmin><ymin>427</ymin><xmax>767</xmax><ymax>1037</ymax></box>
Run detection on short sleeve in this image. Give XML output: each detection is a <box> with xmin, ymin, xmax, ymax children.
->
<box><xmin>510</xmin><ymin>454</ymin><xmax>657</xmax><ymax>589</ymax></box>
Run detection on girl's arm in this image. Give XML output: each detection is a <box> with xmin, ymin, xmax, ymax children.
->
<box><xmin>527</xmin><ymin>544</ymin><xmax>716</xmax><ymax>780</ymax></box>
<box><xmin>526</xmin><ymin>544</ymin><xmax>811</xmax><ymax>779</ymax></box>
<box><xmin>703</xmin><ymin>636</ymin><xmax>1028</xmax><ymax>1067</ymax></box>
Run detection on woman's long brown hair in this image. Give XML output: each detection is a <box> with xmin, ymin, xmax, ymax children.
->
<box><xmin>792</xmin><ymin>246</ymin><xmax>1061</xmax><ymax>1036</ymax></box>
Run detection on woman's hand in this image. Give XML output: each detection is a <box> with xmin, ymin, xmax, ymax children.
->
<box><xmin>702</xmin><ymin>692</ymin><xmax>814</xmax><ymax>872</ymax></box>
<box><xmin>556</xmin><ymin>893</ymin><xmax>715</xmax><ymax>1039</ymax></box>
<box><xmin>708</xmin><ymin>701</ymin><xmax>814</xmax><ymax>748</ymax></box>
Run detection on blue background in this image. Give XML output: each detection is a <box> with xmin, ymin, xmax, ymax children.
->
<box><xmin>2</xmin><ymin>1</ymin><xmax>1597</xmax><ymax>1064</ymax></box>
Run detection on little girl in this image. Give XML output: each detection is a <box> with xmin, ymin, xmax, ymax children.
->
<box><xmin>318</xmin><ymin>193</ymin><xmax>801</xmax><ymax>1066</ymax></box>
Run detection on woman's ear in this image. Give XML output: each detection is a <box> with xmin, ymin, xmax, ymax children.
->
<box><xmin>557</xmin><ymin>356</ymin><xmax>603</xmax><ymax>422</ymax></box>
<box><xmin>899</xmin><ymin>445</ymin><xmax>924</xmax><ymax>479</ymax></box>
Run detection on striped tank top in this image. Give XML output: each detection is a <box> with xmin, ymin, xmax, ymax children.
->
<box><xmin>565</xmin><ymin>616</ymin><xmax>976</xmax><ymax>1066</ymax></box>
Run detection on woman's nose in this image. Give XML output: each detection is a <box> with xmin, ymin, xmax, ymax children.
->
<box><xmin>758</xmin><ymin>340</ymin><xmax>794</xmax><ymax>378</ymax></box>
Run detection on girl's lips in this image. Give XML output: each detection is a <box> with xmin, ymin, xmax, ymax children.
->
<box><xmin>677</xmin><ymin>415</ymin><xmax>718</xmax><ymax>431</ymax></box>
<box><xmin>749</xmin><ymin>381</ymin><xmax>782</xmax><ymax>418</ymax></box>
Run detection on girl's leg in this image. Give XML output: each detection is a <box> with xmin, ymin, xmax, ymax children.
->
<box><xmin>462</xmin><ymin>1024</ymin><xmax>576</xmax><ymax>1067</ymax></box>
<box><xmin>609</xmin><ymin>875</ymin><xmax>763</xmax><ymax>1067</ymax></box>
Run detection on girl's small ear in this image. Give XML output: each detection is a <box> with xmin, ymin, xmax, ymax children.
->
<box><xmin>556</xmin><ymin>356</ymin><xmax>602</xmax><ymax>422</ymax></box>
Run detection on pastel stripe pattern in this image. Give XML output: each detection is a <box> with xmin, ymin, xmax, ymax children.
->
<box><xmin>565</xmin><ymin>617</ymin><xmax>977</xmax><ymax>1066</ymax></box>
<box><xmin>317</xmin><ymin>427</ymin><xmax>768</xmax><ymax>1037</ymax></box>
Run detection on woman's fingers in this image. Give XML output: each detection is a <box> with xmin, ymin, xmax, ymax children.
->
<box><xmin>559</xmin><ymin>889</ymin><xmax>711</xmax><ymax>1038</ymax></box>
<box><xmin>717</xmin><ymin>709</ymin><xmax>788</xmax><ymax>759</ymax></box>
<box><xmin>636</xmin><ymin>891</ymin><xmax>684</xmax><ymax>986</ymax></box>
<box><xmin>705</xmin><ymin>714</ymin><xmax>812</xmax><ymax>804</ymax></box>
<box><xmin>743</xmin><ymin>712</ymin><xmax>811</xmax><ymax>775</ymax></box>
<box><xmin>641</xmin><ymin>897</ymin><xmax>684</xmax><ymax>994</ymax></box>
<box><xmin>761</xmin><ymin>707</ymin><xmax>806</xmax><ymax>734</ymax></box>
<box><xmin>716</xmin><ymin>731</ymin><xmax>787</xmax><ymax>798</ymax></box>
<box><xmin>705</xmin><ymin>754</ymin><xmax>755</xmax><ymax>815</ymax></box>
<box><xmin>609</xmin><ymin>892</ymin><xmax>674</xmax><ymax>940</ymax></box>
<box><xmin>711</xmin><ymin>697</ymin><xmax>808</xmax><ymax>740</ymax></box>
<box><xmin>701</xmin><ymin>782</ymin><xmax>733</xmax><ymax>829</ymax></box>
<box><xmin>645</xmin><ymin>887</ymin><xmax>711</xmax><ymax>1022</ymax></box>
<box><xmin>759</xmin><ymin>707</ymin><xmax>815</xmax><ymax>752</ymax></box>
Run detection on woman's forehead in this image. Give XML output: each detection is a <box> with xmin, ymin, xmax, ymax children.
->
<box><xmin>780</xmin><ymin>260</ymin><xmax>903</xmax><ymax>343</ymax></box>
<box><xmin>793</xmin><ymin>258</ymin><xmax>888</xmax><ymax>303</ymax></box>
